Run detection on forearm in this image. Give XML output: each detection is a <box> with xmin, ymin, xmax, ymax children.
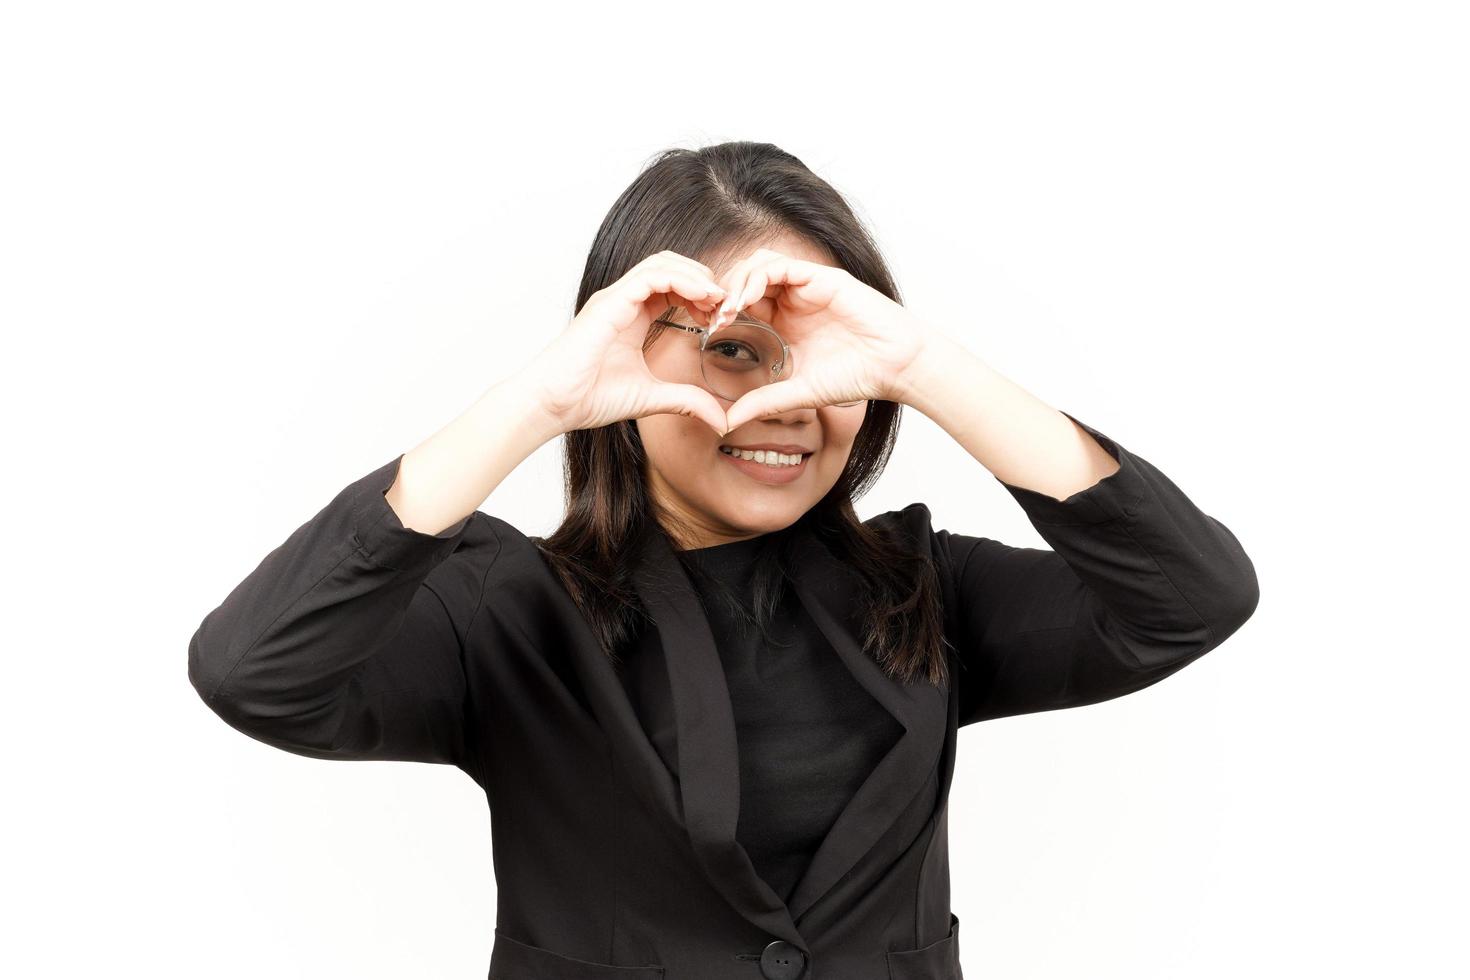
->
<box><xmin>188</xmin><ymin>450</ymin><xmax>489</xmax><ymax>762</ymax></box>
<box><xmin>890</xmin><ymin>324</ymin><xmax>1120</xmax><ymax>502</ymax></box>
<box><xmin>386</xmin><ymin>373</ymin><xmax>566</xmax><ymax>536</ymax></box>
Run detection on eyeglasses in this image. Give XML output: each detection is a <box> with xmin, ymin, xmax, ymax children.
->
<box><xmin>648</xmin><ymin>308</ymin><xmax>863</xmax><ymax>408</ymax></box>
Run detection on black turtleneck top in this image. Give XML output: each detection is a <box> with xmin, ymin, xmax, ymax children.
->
<box><xmin>624</xmin><ymin>530</ymin><xmax>903</xmax><ymax>906</ymax></box>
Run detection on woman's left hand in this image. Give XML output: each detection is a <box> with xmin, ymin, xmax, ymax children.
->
<box><xmin>709</xmin><ymin>247</ymin><xmax>936</xmax><ymax>431</ymax></box>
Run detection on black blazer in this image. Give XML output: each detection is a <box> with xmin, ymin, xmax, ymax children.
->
<box><xmin>188</xmin><ymin>412</ymin><xmax>1258</xmax><ymax>980</ymax></box>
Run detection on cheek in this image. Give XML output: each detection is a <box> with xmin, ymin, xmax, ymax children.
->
<box><xmin>823</xmin><ymin>407</ymin><xmax>867</xmax><ymax>452</ymax></box>
<box><xmin>812</xmin><ymin>446</ymin><xmax>853</xmax><ymax>485</ymax></box>
<box><xmin>639</xmin><ymin>415</ymin><xmax>719</xmax><ymax>475</ymax></box>
<box><xmin>641</xmin><ymin>342</ymin><xmax>678</xmax><ymax>378</ymax></box>
<box><xmin>810</xmin><ymin>411</ymin><xmax>864</xmax><ymax>480</ymax></box>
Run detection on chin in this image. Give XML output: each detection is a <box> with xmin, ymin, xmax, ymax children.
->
<box><xmin>713</xmin><ymin>500</ymin><xmax>808</xmax><ymax>535</ymax></box>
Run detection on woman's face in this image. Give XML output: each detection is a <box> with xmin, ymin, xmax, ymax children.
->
<box><xmin>636</xmin><ymin>233</ymin><xmax>868</xmax><ymax>550</ymax></box>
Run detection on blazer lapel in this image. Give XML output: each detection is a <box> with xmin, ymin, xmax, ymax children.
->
<box><xmin>630</xmin><ymin>522</ymin><xmax>803</xmax><ymax>944</ymax></box>
<box><xmin>781</xmin><ymin>528</ymin><xmax>948</xmax><ymax>922</ymax></box>
<box><xmin>627</xmin><ymin>518</ymin><xmax>948</xmax><ymax>933</ymax></box>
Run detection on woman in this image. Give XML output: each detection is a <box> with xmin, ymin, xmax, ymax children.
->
<box><xmin>188</xmin><ymin>141</ymin><xmax>1259</xmax><ymax>980</ymax></box>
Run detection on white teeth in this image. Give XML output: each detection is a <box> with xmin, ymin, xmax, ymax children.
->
<box><xmin>719</xmin><ymin>446</ymin><xmax>806</xmax><ymax>467</ymax></box>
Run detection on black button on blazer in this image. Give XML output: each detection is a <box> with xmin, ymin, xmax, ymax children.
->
<box><xmin>188</xmin><ymin>412</ymin><xmax>1259</xmax><ymax>979</ymax></box>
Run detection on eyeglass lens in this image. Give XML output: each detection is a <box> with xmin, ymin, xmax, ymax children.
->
<box><xmin>650</xmin><ymin>311</ymin><xmax>864</xmax><ymax>409</ymax></box>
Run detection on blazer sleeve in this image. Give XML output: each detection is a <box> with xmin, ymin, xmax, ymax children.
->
<box><xmin>934</xmin><ymin>411</ymin><xmax>1260</xmax><ymax>726</ymax></box>
<box><xmin>187</xmin><ymin>453</ymin><xmax>492</xmax><ymax>771</ymax></box>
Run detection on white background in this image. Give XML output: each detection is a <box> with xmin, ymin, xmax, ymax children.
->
<box><xmin>5</xmin><ymin>1</ymin><xmax>1466</xmax><ymax>977</ymax></box>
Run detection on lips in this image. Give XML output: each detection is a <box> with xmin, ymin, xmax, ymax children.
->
<box><xmin>717</xmin><ymin>444</ymin><xmax>810</xmax><ymax>484</ymax></box>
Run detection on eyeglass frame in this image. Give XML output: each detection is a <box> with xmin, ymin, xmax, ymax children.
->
<box><xmin>648</xmin><ymin>308</ymin><xmax>791</xmax><ymax>397</ymax></box>
<box><xmin>646</xmin><ymin>306</ymin><xmax>867</xmax><ymax>409</ymax></box>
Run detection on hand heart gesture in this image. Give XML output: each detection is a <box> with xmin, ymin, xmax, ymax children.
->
<box><xmin>709</xmin><ymin>248</ymin><xmax>932</xmax><ymax>431</ymax></box>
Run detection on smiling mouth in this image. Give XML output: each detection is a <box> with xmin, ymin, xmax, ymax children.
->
<box><xmin>717</xmin><ymin>445</ymin><xmax>811</xmax><ymax>467</ymax></box>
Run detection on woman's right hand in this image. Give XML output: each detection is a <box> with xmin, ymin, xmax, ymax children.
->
<box><xmin>522</xmin><ymin>251</ymin><xmax>732</xmax><ymax>437</ymax></box>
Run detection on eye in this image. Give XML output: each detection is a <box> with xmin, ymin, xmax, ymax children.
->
<box><xmin>707</xmin><ymin>340</ymin><xmax>760</xmax><ymax>366</ymax></box>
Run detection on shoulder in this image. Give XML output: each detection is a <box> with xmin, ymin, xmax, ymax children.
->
<box><xmin>862</xmin><ymin>502</ymin><xmax>990</xmax><ymax>585</ymax></box>
<box><xmin>861</xmin><ymin>503</ymin><xmax>955</xmax><ymax>577</ymax></box>
<box><xmin>863</xmin><ymin>501</ymin><xmax>937</xmax><ymax>550</ymax></box>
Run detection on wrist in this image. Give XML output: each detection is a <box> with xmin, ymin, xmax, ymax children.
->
<box><xmin>886</xmin><ymin>321</ymin><xmax>965</xmax><ymax>409</ymax></box>
<box><xmin>480</xmin><ymin>369</ymin><xmax>569</xmax><ymax>448</ymax></box>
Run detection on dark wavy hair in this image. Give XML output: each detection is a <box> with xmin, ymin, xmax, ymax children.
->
<box><xmin>531</xmin><ymin>140</ymin><xmax>949</xmax><ymax>688</ymax></box>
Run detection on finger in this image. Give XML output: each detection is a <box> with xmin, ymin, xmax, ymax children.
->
<box><xmin>645</xmin><ymin>381</ymin><xmax>730</xmax><ymax>437</ymax></box>
<box><xmin>723</xmin><ymin>377</ymin><xmax>820</xmax><ymax>431</ymax></box>
<box><xmin>724</xmin><ymin>264</ymin><xmax>771</xmax><ymax>332</ymax></box>
<box><xmin>645</xmin><ymin>249</ymin><xmax>727</xmax><ymax>288</ymax></box>
<box><xmin>663</xmin><ymin>299</ymin><xmax>717</xmax><ymax>327</ymax></box>
<box><xmin>737</xmin><ymin>254</ymin><xmax>823</xmax><ymax>313</ymax></box>
<box><xmin>710</xmin><ymin>247</ymin><xmax>780</xmax><ymax>333</ymax></box>
<box><xmin>642</xmin><ymin>251</ymin><xmax>732</xmax><ymax>304</ymax></box>
<box><xmin>618</xmin><ymin>269</ymin><xmax>726</xmax><ymax>323</ymax></box>
<box><xmin>642</xmin><ymin>253</ymin><xmax>732</xmax><ymax>320</ymax></box>
<box><xmin>715</xmin><ymin>253</ymin><xmax>826</xmax><ymax>334</ymax></box>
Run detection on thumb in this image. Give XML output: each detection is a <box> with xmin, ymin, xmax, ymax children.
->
<box><xmin>647</xmin><ymin>381</ymin><xmax>730</xmax><ymax>437</ymax></box>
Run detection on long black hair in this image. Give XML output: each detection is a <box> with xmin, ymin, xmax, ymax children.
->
<box><xmin>532</xmin><ymin>140</ymin><xmax>949</xmax><ymax>688</ymax></box>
